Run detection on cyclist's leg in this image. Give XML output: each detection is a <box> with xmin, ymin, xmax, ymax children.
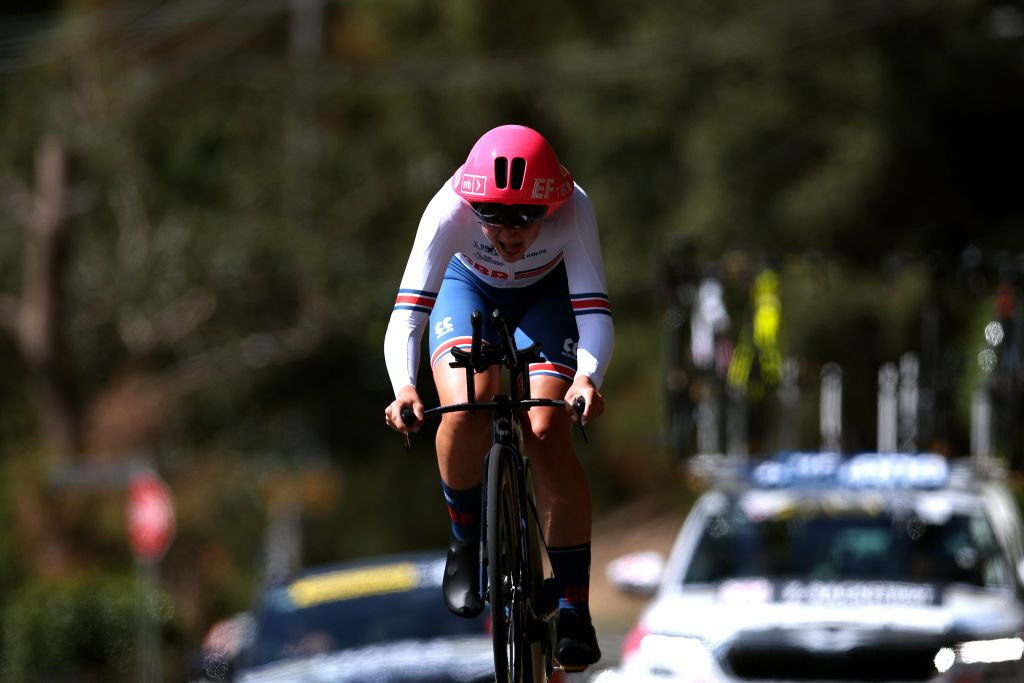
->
<box><xmin>514</xmin><ymin>267</ymin><xmax>601</xmax><ymax>668</ymax></box>
<box><xmin>522</xmin><ymin>377</ymin><xmax>601</xmax><ymax>668</ymax></box>
<box><xmin>428</xmin><ymin>261</ymin><xmax>500</xmax><ymax>617</ymax></box>
<box><xmin>432</xmin><ymin>363</ymin><xmax>499</xmax><ymax>488</ymax></box>
<box><xmin>512</xmin><ymin>264</ymin><xmax>591</xmax><ymax>547</ymax></box>
<box><xmin>428</xmin><ymin>260</ymin><xmax>501</xmax><ymax>492</ymax></box>
<box><xmin>520</xmin><ymin>375</ymin><xmax>591</xmax><ymax>546</ymax></box>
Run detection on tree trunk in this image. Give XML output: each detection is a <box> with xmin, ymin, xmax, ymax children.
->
<box><xmin>15</xmin><ymin>135</ymin><xmax>82</xmax><ymax>459</ymax></box>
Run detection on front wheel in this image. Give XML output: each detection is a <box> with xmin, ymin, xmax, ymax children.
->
<box><xmin>486</xmin><ymin>444</ymin><xmax>545</xmax><ymax>682</ymax></box>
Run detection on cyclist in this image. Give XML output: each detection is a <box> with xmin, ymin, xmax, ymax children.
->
<box><xmin>383</xmin><ymin>124</ymin><xmax>613</xmax><ymax>669</ymax></box>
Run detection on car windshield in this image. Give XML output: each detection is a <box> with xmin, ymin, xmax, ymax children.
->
<box><xmin>245</xmin><ymin>584</ymin><xmax>486</xmax><ymax>667</ymax></box>
<box><xmin>683</xmin><ymin>495</ymin><xmax>1012</xmax><ymax>589</ymax></box>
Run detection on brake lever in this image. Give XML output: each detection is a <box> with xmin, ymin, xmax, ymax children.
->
<box><xmin>572</xmin><ymin>397</ymin><xmax>589</xmax><ymax>444</ymax></box>
<box><xmin>399</xmin><ymin>407</ymin><xmax>417</xmax><ymax>451</ymax></box>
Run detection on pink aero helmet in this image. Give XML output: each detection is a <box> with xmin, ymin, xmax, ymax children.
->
<box><xmin>453</xmin><ymin>125</ymin><xmax>574</xmax><ymax>219</ymax></box>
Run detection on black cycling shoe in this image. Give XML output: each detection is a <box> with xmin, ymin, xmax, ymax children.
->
<box><xmin>443</xmin><ymin>536</ymin><xmax>483</xmax><ymax>618</ymax></box>
<box><xmin>555</xmin><ymin>608</ymin><xmax>602</xmax><ymax>671</ymax></box>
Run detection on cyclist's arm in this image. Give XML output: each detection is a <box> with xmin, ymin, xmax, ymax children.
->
<box><xmin>384</xmin><ymin>186</ymin><xmax>464</xmax><ymax>396</ymax></box>
<box><xmin>561</xmin><ymin>186</ymin><xmax>614</xmax><ymax>391</ymax></box>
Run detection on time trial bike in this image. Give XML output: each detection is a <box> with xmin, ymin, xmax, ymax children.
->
<box><xmin>401</xmin><ymin>309</ymin><xmax>588</xmax><ymax>682</ymax></box>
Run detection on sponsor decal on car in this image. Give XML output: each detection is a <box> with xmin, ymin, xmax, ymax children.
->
<box><xmin>287</xmin><ymin>564</ymin><xmax>420</xmax><ymax>608</ymax></box>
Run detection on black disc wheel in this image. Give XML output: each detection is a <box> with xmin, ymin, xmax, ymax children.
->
<box><xmin>486</xmin><ymin>444</ymin><xmax>543</xmax><ymax>682</ymax></box>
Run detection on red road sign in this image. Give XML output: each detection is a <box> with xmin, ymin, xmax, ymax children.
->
<box><xmin>127</xmin><ymin>472</ymin><xmax>176</xmax><ymax>563</ymax></box>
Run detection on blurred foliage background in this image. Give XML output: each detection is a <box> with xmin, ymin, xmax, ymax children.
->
<box><xmin>0</xmin><ymin>0</ymin><xmax>1023</xmax><ymax>678</ymax></box>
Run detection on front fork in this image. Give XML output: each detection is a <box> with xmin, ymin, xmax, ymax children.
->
<box><xmin>478</xmin><ymin>404</ymin><xmax>521</xmax><ymax>607</ymax></box>
<box><xmin>479</xmin><ymin>408</ymin><xmax>559</xmax><ymax>678</ymax></box>
<box><xmin>478</xmin><ymin>403</ymin><xmax>544</xmax><ymax>611</ymax></box>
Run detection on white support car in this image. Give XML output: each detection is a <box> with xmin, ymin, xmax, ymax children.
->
<box><xmin>594</xmin><ymin>453</ymin><xmax>1024</xmax><ymax>683</ymax></box>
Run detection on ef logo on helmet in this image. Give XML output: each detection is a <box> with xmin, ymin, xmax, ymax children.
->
<box><xmin>531</xmin><ymin>176</ymin><xmax>572</xmax><ymax>201</ymax></box>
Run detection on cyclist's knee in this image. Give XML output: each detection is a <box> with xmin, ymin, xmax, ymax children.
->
<box><xmin>525</xmin><ymin>409</ymin><xmax>572</xmax><ymax>448</ymax></box>
<box><xmin>439</xmin><ymin>409</ymin><xmax>490</xmax><ymax>438</ymax></box>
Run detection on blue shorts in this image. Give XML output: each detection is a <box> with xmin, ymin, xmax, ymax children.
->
<box><xmin>428</xmin><ymin>257</ymin><xmax>578</xmax><ymax>383</ymax></box>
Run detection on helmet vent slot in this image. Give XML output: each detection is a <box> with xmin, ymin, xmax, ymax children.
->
<box><xmin>510</xmin><ymin>157</ymin><xmax>526</xmax><ymax>190</ymax></box>
<box><xmin>494</xmin><ymin>156</ymin><xmax>509</xmax><ymax>189</ymax></box>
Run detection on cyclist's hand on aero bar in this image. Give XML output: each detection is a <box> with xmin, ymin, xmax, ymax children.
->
<box><xmin>564</xmin><ymin>376</ymin><xmax>604</xmax><ymax>425</ymax></box>
<box><xmin>384</xmin><ymin>385</ymin><xmax>424</xmax><ymax>433</ymax></box>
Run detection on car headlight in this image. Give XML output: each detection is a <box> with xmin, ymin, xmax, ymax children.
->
<box><xmin>934</xmin><ymin>637</ymin><xmax>1024</xmax><ymax>673</ymax></box>
<box><xmin>624</xmin><ymin>629</ymin><xmax>720</xmax><ymax>681</ymax></box>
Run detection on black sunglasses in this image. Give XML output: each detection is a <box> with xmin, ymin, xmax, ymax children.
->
<box><xmin>471</xmin><ymin>202</ymin><xmax>548</xmax><ymax>228</ymax></box>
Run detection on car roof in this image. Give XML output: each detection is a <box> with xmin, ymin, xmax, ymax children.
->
<box><xmin>689</xmin><ymin>451</ymin><xmax>1004</xmax><ymax>498</ymax></box>
<box><xmin>265</xmin><ymin>551</ymin><xmax>448</xmax><ymax>610</ymax></box>
<box><xmin>288</xmin><ymin>550</ymin><xmax>446</xmax><ymax>582</ymax></box>
<box><xmin>679</xmin><ymin>453</ymin><xmax>1024</xmax><ymax>538</ymax></box>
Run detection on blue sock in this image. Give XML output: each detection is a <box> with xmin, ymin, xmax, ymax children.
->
<box><xmin>548</xmin><ymin>542</ymin><xmax>592</xmax><ymax>619</ymax></box>
<box><xmin>440</xmin><ymin>481</ymin><xmax>482</xmax><ymax>542</ymax></box>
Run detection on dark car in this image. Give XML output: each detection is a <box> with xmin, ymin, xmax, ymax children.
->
<box><xmin>235</xmin><ymin>552</ymin><xmax>494</xmax><ymax>683</ymax></box>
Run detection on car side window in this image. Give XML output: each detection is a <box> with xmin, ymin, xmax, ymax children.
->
<box><xmin>968</xmin><ymin>513</ymin><xmax>1009</xmax><ymax>588</ymax></box>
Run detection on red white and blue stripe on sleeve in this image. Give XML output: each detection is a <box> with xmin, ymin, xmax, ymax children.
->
<box><xmin>570</xmin><ymin>292</ymin><xmax>612</xmax><ymax>317</ymax></box>
<box><xmin>393</xmin><ymin>289</ymin><xmax>437</xmax><ymax>315</ymax></box>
